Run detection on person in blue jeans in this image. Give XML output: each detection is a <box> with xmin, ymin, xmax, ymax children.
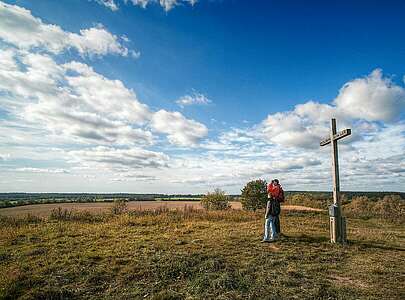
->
<box><xmin>262</xmin><ymin>207</ymin><xmax>277</xmax><ymax>242</ymax></box>
<box><xmin>262</xmin><ymin>183</ymin><xmax>282</xmax><ymax>242</ymax></box>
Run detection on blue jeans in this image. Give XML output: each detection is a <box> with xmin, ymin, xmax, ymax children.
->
<box><xmin>263</xmin><ymin>216</ymin><xmax>277</xmax><ymax>240</ymax></box>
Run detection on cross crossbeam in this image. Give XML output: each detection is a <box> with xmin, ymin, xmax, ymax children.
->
<box><xmin>320</xmin><ymin>129</ymin><xmax>351</xmax><ymax>146</ymax></box>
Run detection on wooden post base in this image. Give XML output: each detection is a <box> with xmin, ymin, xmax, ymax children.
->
<box><xmin>330</xmin><ymin>216</ymin><xmax>347</xmax><ymax>244</ymax></box>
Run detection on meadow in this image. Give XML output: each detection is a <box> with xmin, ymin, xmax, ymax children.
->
<box><xmin>0</xmin><ymin>204</ymin><xmax>404</xmax><ymax>299</ymax></box>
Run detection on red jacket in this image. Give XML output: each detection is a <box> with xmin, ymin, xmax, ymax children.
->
<box><xmin>267</xmin><ymin>183</ymin><xmax>284</xmax><ymax>201</ymax></box>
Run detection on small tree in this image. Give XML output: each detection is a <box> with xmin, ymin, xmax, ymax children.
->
<box><xmin>201</xmin><ymin>189</ymin><xmax>230</xmax><ymax>210</ymax></box>
<box><xmin>240</xmin><ymin>179</ymin><xmax>267</xmax><ymax>211</ymax></box>
<box><xmin>110</xmin><ymin>199</ymin><xmax>128</xmax><ymax>215</ymax></box>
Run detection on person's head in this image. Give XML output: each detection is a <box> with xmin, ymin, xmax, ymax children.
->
<box><xmin>273</xmin><ymin>179</ymin><xmax>279</xmax><ymax>185</ymax></box>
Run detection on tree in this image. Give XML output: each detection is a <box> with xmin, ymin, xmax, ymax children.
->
<box><xmin>240</xmin><ymin>179</ymin><xmax>268</xmax><ymax>211</ymax></box>
<box><xmin>201</xmin><ymin>189</ymin><xmax>230</xmax><ymax>210</ymax></box>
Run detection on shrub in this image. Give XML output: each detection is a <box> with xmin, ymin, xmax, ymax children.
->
<box><xmin>343</xmin><ymin>195</ymin><xmax>405</xmax><ymax>223</ymax></box>
<box><xmin>201</xmin><ymin>189</ymin><xmax>230</xmax><ymax>210</ymax></box>
<box><xmin>240</xmin><ymin>179</ymin><xmax>267</xmax><ymax>211</ymax></box>
<box><xmin>49</xmin><ymin>207</ymin><xmax>73</xmax><ymax>221</ymax></box>
<box><xmin>286</xmin><ymin>193</ymin><xmax>327</xmax><ymax>209</ymax></box>
<box><xmin>110</xmin><ymin>199</ymin><xmax>128</xmax><ymax>215</ymax></box>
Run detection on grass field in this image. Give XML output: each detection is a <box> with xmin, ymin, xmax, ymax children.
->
<box><xmin>0</xmin><ymin>207</ymin><xmax>404</xmax><ymax>299</ymax></box>
<box><xmin>0</xmin><ymin>201</ymin><xmax>210</xmax><ymax>218</ymax></box>
<box><xmin>0</xmin><ymin>201</ymin><xmax>322</xmax><ymax>218</ymax></box>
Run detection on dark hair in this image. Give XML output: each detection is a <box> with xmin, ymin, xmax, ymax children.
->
<box><xmin>273</xmin><ymin>179</ymin><xmax>279</xmax><ymax>184</ymax></box>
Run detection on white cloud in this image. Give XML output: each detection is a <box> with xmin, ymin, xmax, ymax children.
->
<box><xmin>259</xmin><ymin>69</ymin><xmax>405</xmax><ymax>149</ymax></box>
<box><xmin>69</xmin><ymin>146</ymin><xmax>169</xmax><ymax>169</ymax></box>
<box><xmin>101</xmin><ymin>0</ymin><xmax>198</xmax><ymax>11</ymax></box>
<box><xmin>0</xmin><ymin>2</ymin><xmax>133</xmax><ymax>57</ymax></box>
<box><xmin>260</xmin><ymin>110</ymin><xmax>330</xmax><ymax>149</ymax></box>
<box><xmin>111</xmin><ymin>173</ymin><xmax>158</xmax><ymax>182</ymax></box>
<box><xmin>0</xmin><ymin>153</ymin><xmax>10</xmax><ymax>161</ymax></box>
<box><xmin>15</xmin><ymin>167</ymin><xmax>70</xmax><ymax>174</ymax></box>
<box><xmin>159</xmin><ymin>0</ymin><xmax>179</xmax><ymax>11</ymax></box>
<box><xmin>176</xmin><ymin>91</ymin><xmax>212</xmax><ymax>107</ymax></box>
<box><xmin>0</xmin><ymin>50</ymin><xmax>154</xmax><ymax>146</ymax></box>
<box><xmin>334</xmin><ymin>69</ymin><xmax>405</xmax><ymax>122</ymax></box>
<box><xmin>151</xmin><ymin>110</ymin><xmax>208</xmax><ymax>146</ymax></box>
<box><xmin>94</xmin><ymin>0</ymin><xmax>119</xmax><ymax>11</ymax></box>
<box><xmin>0</xmin><ymin>48</ymin><xmax>19</xmax><ymax>71</ymax></box>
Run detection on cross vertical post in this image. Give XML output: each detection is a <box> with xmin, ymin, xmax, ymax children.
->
<box><xmin>320</xmin><ymin>118</ymin><xmax>351</xmax><ymax>244</ymax></box>
<box><xmin>331</xmin><ymin>118</ymin><xmax>340</xmax><ymax>208</ymax></box>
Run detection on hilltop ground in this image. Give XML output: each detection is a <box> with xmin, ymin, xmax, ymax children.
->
<box><xmin>0</xmin><ymin>207</ymin><xmax>404</xmax><ymax>299</ymax></box>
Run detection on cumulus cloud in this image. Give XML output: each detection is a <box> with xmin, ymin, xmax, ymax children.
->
<box><xmin>0</xmin><ymin>48</ymin><xmax>208</xmax><ymax>154</ymax></box>
<box><xmin>0</xmin><ymin>50</ymin><xmax>154</xmax><ymax>146</ymax></box>
<box><xmin>0</xmin><ymin>2</ymin><xmax>133</xmax><ymax>57</ymax></box>
<box><xmin>176</xmin><ymin>91</ymin><xmax>212</xmax><ymax>107</ymax></box>
<box><xmin>334</xmin><ymin>69</ymin><xmax>405</xmax><ymax>122</ymax></box>
<box><xmin>151</xmin><ymin>110</ymin><xmax>208</xmax><ymax>146</ymax></box>
<box><xmin>259</xmin><ymin>69</ymin><xmax>405</xmax><ymax>149</ymax></box>
<box><xmin>69</xmin><ymin>146</ymin><xmax>169</xmax><ymax>169</ymax></box>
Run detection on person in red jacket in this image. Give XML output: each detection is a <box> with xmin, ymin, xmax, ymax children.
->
<box><xmin>262</xmin><ymin>179</ymin><xmax>284</xmax><ymax>242</ymax></box>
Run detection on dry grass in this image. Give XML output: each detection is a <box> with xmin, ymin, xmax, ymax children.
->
<box><xmin>0</xmin><ymin>201</ymin><xmax>323</xmax><ymax>218</ymax></box>
<box><xmin>0</xmin><ymin>208</ymin><xmax>404</xmax><ymax>299</ymax></box>
<box><xmin>0</xmin><ymin>201</ymin><xmax>210</xmax><ymax>218</ymax></box>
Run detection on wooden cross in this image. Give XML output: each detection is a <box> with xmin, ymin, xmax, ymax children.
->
<box><xmin>320</xmin><ymin>118</ymin><xmax>351</xmax><ymax>244</ymax></box>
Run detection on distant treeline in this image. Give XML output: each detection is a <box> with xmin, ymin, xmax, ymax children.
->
<box><xmin>284</xmin><ymin>191</ymin><xmax>405</xmax><ymax>202</ymax></box>
<box><xmin>0</xmin><ymin>191</ymin><xmax>403</xmax><ymax>209</ymax></box>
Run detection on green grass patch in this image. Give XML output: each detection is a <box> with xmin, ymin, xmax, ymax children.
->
<box><xmin>0</xmin><ymin>209</ymin><xmax>404</xmax><ymax>299</ymax></box>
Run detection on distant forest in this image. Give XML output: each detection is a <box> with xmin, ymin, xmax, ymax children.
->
<box><xmin>0</xmin><ymin>191</ymin><xmax>404</xmax><ymax>208</ymax></box>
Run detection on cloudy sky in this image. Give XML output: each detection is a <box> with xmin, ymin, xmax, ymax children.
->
<box><xmin>0</xmin><ymin>0</ymin><xmax>404</xmax><ymax>193</ymax></box>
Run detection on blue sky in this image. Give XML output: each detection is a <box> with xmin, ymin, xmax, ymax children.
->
<box><xmin>0</xmin><ymin>0</ymin><xmax>404</xmax><ymax>193</ymax></box>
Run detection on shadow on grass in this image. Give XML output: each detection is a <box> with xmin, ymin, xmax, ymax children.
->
<box><xmin>278</xmin><ymin>234</ymin><xmax>405</xmax><ymax>253</ymax></box>
<box><xmin>349</xmin><ymin>240</ymin><xmax>405</xmax><ymax>252</ymax></box>
<box><xmin>282</xmin><ymin>234</ymin><xmax>404</xmax><ymax>251</ymax></box>
<box><xmin>283</xmin><ymin>234</ymin><xmax>330</xmax><ymax>245</ymax></box>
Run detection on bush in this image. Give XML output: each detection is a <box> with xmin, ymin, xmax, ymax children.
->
<box><xmin>110</xmin><ymin>199</ymin><xmax>128</xmax><ymax>215</ymax></box>
<box><xmin>201</xmin><ymin>189</ymin><xmax>230</xmax><ymax>210</ymax></box>
<box><xmin>240</xmin><ymin>179</ymin><xmax>267</xmax><ymax>211</ymax></box>
<box><xmin>49</xmin><ymin>207</ymin><xmax>73</xmax><ymax>221</ymax></box>
<box><xmin>343</xmin><ymin>195</ymin><xmax>405</xmax><ymax>223</ymax></box>
<box><xmin>286</xmin><ymin>193</ymin><xmax>327</xmax><ymax>209</ymax></box>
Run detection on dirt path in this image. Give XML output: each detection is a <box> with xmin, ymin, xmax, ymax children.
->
<box><xmin>0</xmin><ymin>201</ymin><xmax>323</xmax><ymax>218</ymax></box>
